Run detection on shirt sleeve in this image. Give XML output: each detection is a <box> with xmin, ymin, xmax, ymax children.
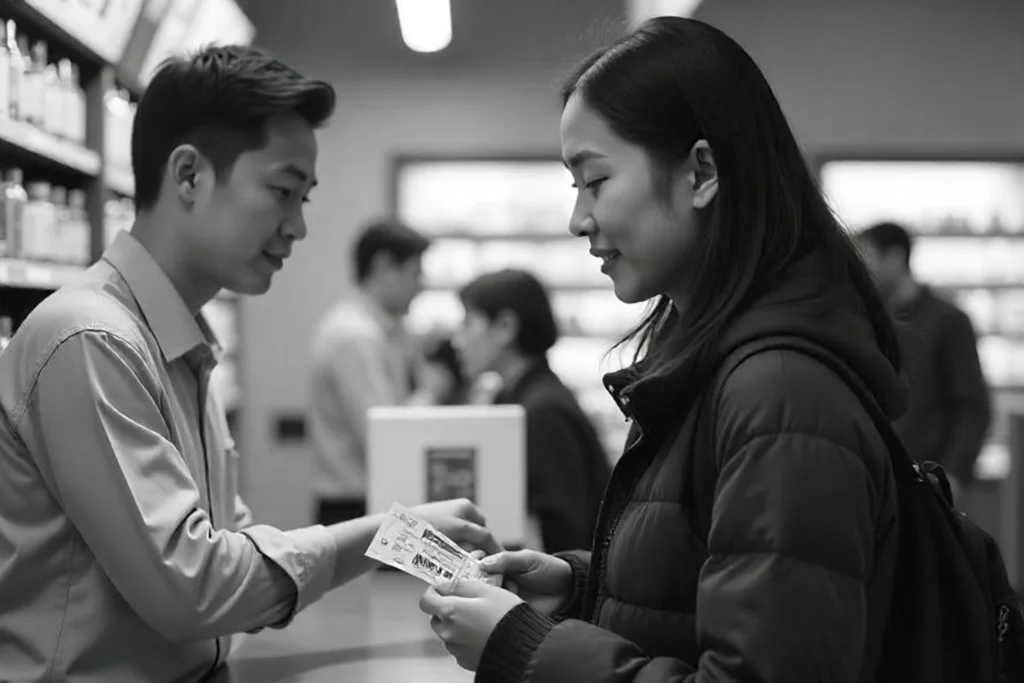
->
<box><xmin>24</xmin><ymin>330</ymin><xmax>338</xmax><ymax>641</ymax></box>
<box><xmin>326</xmin><ymin>334</ymin><xmax>404</xmax><ymax>445</ymax></box>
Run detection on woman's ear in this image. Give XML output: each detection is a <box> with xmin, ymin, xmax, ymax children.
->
<box><xmin>493</xmin><ymin>309</ymin><xmax>520</xmax><ymax>349</ymax></box>
<box><xmin>688</xmin><ymin>139</ymin><xmax>718</xmax><ymax>209</ymax></box>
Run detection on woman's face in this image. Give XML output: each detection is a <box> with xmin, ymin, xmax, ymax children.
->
<box><xmin>560</xmin><ymin>92</ymin><xmax>716</xmax><ymax>306</ymax></box>
<box><xmin>452</xmin><ymin>307</ymin><xmax>507</xmax><ymax>380</ymax></box>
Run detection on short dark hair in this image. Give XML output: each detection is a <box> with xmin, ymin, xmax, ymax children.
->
<box><xmin>860</xmin><ymin>221</ymin><xmax>913</xmax><ymax>267</ymax></box>
<box><xmin>353</xmin><ymin>219</ymin><xmax>430</xmax><ymax>282</ymax></box>
<box><xmin>132</xmin><ymin>44</ymin><xmax>336</xmax><ymax>211</ymax></box>
<box><xmin>459</xmin><ymin>269</ymin><xmax>558</xmax><ymax>357</ymax></box>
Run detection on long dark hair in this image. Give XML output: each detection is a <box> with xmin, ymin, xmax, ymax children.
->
<box><xmin>562</xmin><ymin>17</ymin><xmax>901</xmax><ymax>391</ymax></box>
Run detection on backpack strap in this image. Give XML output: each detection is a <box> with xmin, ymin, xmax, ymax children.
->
<box><xmin>687</xmin><ymin>335</ymin><xmax>933</xmax><ymax>540</ymax></box>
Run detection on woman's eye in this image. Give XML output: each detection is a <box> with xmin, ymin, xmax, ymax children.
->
<box><xmin>570</xmin><ymin>178</ymin><xmax>606</xmax><ymax>192</ymax></box>
<box><xmin>272</xmin><ymin>186</ymin><xmax>293</xmax><ymax>200</ymax></box>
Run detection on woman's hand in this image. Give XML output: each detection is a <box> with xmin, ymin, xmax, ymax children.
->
<box><xmin>479</xmin><ymin>549</ymin><xmax>574</xmax><ymax>616</ymax></box>
<box><xmin>419</xmin><ymin>579</ymin><xmax>524</xmax><ymax>671</ymax></box>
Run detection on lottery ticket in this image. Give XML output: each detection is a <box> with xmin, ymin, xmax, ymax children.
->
<box><xmin>365</xmin><ymin>503</ymin><xmax>502</xmax><ymax>587</ymax></box>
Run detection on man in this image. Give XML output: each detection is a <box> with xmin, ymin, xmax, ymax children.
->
<box><xmin>0</xmin><ymin>46</ymin><xmax>496</xmax><ymax>683</ymax></box>
<box><xmin>859</xmin><ymin>221</ymin><xmax>991</xmax><ymax>500</ymax></box>
<box><xmin>309</xmin><ymin>219</ymin><xmax>449</xmax><ymax>525</ymax></box>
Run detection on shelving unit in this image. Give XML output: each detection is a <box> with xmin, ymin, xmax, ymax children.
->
<box><xmin>819</xmin><ymin>155</ymin><xmax>1024</xmax><ymax>481</ymax></box>
<box><xmin>0</xmin><ymin>257</ymin><xmax>84</xmax><ymax>288</ymax></box>
<box><xmin>392</xmin><ymin>156</ymin><xmax>648</xmax><ymax>460</ymax></box>
<box><xmin>0</xmin><ymin>0</ymin><xmax>251</xmax><ymax>418</ymax></box>
<box><xmin>0</xmin><ymin>116</ymin><xmax>100</xmax><ymax>174</ymax></box>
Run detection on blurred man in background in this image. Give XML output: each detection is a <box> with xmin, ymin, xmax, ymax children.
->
<box><xmin>309</xmin><ymin>219</ymin><xmax>449</xmax><ymax>524</ymax></box>
<box><xmin>859</xmin><ymin>221</ymin><xmax>991</xmax><ymax>501</ymax></box>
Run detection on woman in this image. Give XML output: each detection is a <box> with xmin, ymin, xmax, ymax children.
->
<box><xmin>419</xmin><ymin>17</ymin><xmax>906</xmax><ymax>683</ymax></box>
<box><xmin>454</xmin><ymin>269</ymin><xmax>611</xmax><ymax>553</ymax></box>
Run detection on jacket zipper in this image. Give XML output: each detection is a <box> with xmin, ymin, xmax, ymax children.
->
<box><xmin>592</xmin><ymin>402</ymin><xmax>643</xmax><ymax>621</ymax></box>
<box><xmin>997</xmin><ymin>603</ymin><xmax>1010</xmax><ymax>683</ymax></box>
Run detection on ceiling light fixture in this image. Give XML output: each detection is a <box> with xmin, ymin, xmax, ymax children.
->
<box><xmin>395</xmin><ymin>0</ymin><xmax>453</xmax><ymax>53</ymax></box>
<box><xmin>626</xmin><ymin>0</ymin><xmax>704</xmax><ymax>27</ymax></box>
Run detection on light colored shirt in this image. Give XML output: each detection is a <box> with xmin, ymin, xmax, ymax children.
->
<box><xmin>0</xmin><ymin>233</ymin><xmax>337</xmax><ymax>683</ymax></box>
<box><xmin>308</xmin><ymin>292</ymin><xmax>412</xmax><ymax>498</ymax></box>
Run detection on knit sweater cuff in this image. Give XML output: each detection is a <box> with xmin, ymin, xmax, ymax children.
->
<box><xmin>552</xmin><ymin>551</ymin><xmax>590</xmax><ymax>621</ymax></box>
<box><xmin>476</xmin><ymin>603</ymin><xmax>556</xmax><ymax>683</ymax></box>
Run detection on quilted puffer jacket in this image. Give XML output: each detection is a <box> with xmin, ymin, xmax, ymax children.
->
<box><xmin>477</xmin><ymin>253</ymin><xmax>907</xmax><ymax>683</ymax></box>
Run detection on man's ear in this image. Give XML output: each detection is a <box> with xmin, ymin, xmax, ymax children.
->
<box><xmin>168</xmin><ymin>144</ymin><xmax>205</xmax><ymax>205</ymax></box>
<box><xmin>368</xmin><ymin>252</ymin><xmax>398</xmax><ymax>281</ymax></box>
<box><xmin>688</xmin><ymin>139</ymin><xmax>718</xmax><ymax>209</ymax></box>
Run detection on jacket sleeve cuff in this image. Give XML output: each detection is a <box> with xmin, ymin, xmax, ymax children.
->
<box><xmin>551</xmin><ymin>550</ymin><xmax>590</xmax><ymax>621</ymax></box>
<box><xmin>476</xmin><ymin>603</ymin><xmax>556</xmax><ymax>683</ymax></box>
<box><xmin>242</xmin><ymin>524</ymin><xmax>337</xmax><ymax>626</ymax></box>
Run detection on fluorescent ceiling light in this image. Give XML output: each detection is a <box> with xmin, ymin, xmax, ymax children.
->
<box><xmin>626</xmin><ymin>0</ymin><xmax>704</xmax><ymax>26</ymax></box>
<box><xmin>395</xmin><ymin>0</ymin><xmax>453</xmax><ymax>53</ymax></box>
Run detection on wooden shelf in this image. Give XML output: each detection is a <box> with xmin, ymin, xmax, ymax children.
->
<box><xmin>105</xmin><ymin>165</ymin><xmax>135</xmax><ymax>197</ymax></box>
<box><xmin>0</xmin><ymin>258</ymin><xmax>86</xmax><ymax>290</ymax></box>
<box><xmin>0</xmin><ymin>118</ymin><xmax>100</xmax><ymax>176</ymax></box>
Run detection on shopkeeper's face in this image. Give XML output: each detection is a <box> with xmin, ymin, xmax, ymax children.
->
<box><xmin>180</xmin><ymin>113</ymin><xmax>318</xmax><ymax>296</ymax></box>
<box><xmin>452</xmin><ymin>307</ymin><xmax>505</xmax><ymax>380</ymax></box>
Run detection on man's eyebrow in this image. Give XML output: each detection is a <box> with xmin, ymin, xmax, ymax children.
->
<box><xmin>278</xmin><ymin>163</ymin><xmax>318</xmax><ymax>188</ymax></box>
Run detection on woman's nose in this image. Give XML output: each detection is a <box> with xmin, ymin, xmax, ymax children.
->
<box><xmin>569</xmin><ymin>213</ymin><xmax>597</xmax><ymax>238</ymax></box>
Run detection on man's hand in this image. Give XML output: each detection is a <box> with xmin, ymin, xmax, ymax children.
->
<box><xmin>410</xmin><ymin>499</ymin><xmax>503</xmax><ymax>555</ymax></box>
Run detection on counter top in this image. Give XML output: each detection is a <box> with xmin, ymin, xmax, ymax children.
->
<box><xmin>212</xmin><ymin>571</ymin><xmax>471</xmax><ymax>683</ymax></box>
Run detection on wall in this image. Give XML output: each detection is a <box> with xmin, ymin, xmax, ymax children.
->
<box><xmin>239</xmin><ymin>0</ymin><xmax>1024</xmax><ymax>528</ymax></box>
<box><xmin>694</xmin><ymin>0</ymin><xmax>1024</xmax><ymax>155</ymax></box>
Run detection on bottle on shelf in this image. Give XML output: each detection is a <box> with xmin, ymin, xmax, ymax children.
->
<box><xmin>22</xmin><ymin>181</ymin><xmax>54</xmax><ymax>262</ymax></box>
<box><xmin>68</xmin><ymin>62</ymin><xmax>85</xmax><ymax>144</ymax></box>
<box><xmin>103</xmin><ymin>87</ymin><xmax>132</xmax><ymax>169</ymax></box>
<box><xmin>0</xmin><ymin>167</ymin><xmax>27</xmax><ymax>258</ymax></box>
<box><xmin>15</xmin><ymin>34</ymin><xmax>35</xmax><ymax>124</ymax></box>
<box><xmin>27</xmin><ymin>41</ymin><xmax>47</xmax><ymax>128</ymax></box>
<box><xmin>49</xmin><ymin>185</ymin><xmax>68</xmax><ymax>263</ymax></box>
<box><xmin>0</xmin><ymin>20</ymin><xmax>11</xmax><ymax>120</ymax></box>
<box><xmin>7</xmin><ymin>21</ymin><xmax>25</xmax><ymax>121</ymax></box>
<box><xmin>0</xmin><ymin>316</ymin><xmax>13</xmax><ymax>352</ymax></box>
<box><xmin>66</xmin><ymin>189</ymin><xmax>90</xmax><ymax>265</ymax></box>
<box><xmin>43</xmin><ymin>61</ymin><xmax>62</xmax><ymax>137</ymax></box>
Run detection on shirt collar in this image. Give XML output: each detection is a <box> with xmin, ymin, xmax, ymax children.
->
<box><xmin>102</xmin><ymin>232</ymin><xmax>220</xmax><ymax>363</ymax></box>
<box><xmin>354</xmin><ymin>289</ymin><xmax>403</xmax><ymax>337</ymax></box>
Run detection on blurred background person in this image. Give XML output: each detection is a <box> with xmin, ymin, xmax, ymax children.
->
<box><xmin>453</xmin><ymin>269</ymin><xmax>611</xmax><ymax>553</ymax></box>
<box><xmin>858</xmin><ymin>221</ymin><xmax>991</xmax><ymax>501</ymax></box>
<box><xmin>421</xmin><ymin>334</ymin><xmax>471</xmax><ymax>405</ymax></box>
<box><xmin>308</xmin><ymin>219</ymin><xmax>447</xmax><ymax>525</ymax></box>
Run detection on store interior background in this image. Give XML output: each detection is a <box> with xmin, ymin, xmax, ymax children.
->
<box><xmin>234</xmin><ymin>0</ymin><xmax>1024</xmax><ymax>531</ymax></box>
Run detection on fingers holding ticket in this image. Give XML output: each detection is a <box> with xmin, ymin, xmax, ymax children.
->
<box><xmin>365</xmin><ymin>503</ymin><xmax>502</xmax><ymax>587</ymax></box>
